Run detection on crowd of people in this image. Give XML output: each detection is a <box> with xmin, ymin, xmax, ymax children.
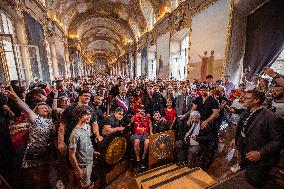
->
<box><xmin>0</xmin><ymin>66</ymin><xmax>283</xmax><ymax>189</ymax></box>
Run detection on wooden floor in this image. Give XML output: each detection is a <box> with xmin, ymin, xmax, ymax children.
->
<box><xmin>100</xmin><ymin>153</ymin><xmax>235</xmax><ymax>189</ymax></box>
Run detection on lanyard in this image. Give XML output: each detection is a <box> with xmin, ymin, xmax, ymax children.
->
<box><xmin>241</xmin><ymin>107</ymin><xmax>263</xmax><ymax>137</ymax></box>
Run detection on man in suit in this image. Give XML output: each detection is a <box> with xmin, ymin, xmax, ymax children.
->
<box><xmin>231</xmin><ymin>90</ymin><xmax>284</xmax><ymax>187</ymax></box>
<box><xmin>175</xmin><ymin>84</ymin><xmax>194</xmax><ymax>140</ymax></box>
<box><xmin>110</xmin><ymin>85</ymin><xmax>130</xmax><ymax>125</ymax></box>
<box><xmin>175</xmin><ymin>84</ymin><xmax>193</xmax><ymax>117</ymax></box>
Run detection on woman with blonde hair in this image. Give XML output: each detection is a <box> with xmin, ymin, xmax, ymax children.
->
<box><xmin>7</xmin><ymin>87</ymin><xmax>54</xmax><ymax>189</ymax></box>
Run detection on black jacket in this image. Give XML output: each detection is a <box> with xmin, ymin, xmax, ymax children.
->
<box><xmin>236</xmin><ymin>108</ymin><xmax>284</xmax><ymax>165</ymax></box>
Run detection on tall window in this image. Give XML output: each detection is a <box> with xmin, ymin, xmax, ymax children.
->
<box><xmin>0</xmin><ymin>11</ymin><xmax>19</xmax><ymax>81</ymax></box>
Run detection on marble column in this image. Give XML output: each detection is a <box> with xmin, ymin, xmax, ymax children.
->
<box><xmin>47</xmin><ymin>38</ymin><xmax>59</xmax><ymax>79</ymax></box>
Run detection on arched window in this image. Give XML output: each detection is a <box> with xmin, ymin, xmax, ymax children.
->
<box><xmin>0</xmin><ymin>10</ymin><xmax>19</xmax><ymax>82</ymax></box>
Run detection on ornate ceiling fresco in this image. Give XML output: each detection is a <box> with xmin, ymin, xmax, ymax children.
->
<box><xmin>48</xmin><ymin>0</ymin><xmax>167</xmax><ymax>65</ymax></box>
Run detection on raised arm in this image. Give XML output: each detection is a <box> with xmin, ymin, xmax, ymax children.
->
<box><xmin>263</xmin><ymin>67</ymin><xmax>284</xmax><ymax>87</ymax></box>
<box><xmin>52</xmin><ymin>89</ymin><xmax>59</xmax><ymax>110</ymax></box>
<box><xmin>7</xmin><ymin>88</ymin><xmax>37</xmax><ymax>122</ymax></box>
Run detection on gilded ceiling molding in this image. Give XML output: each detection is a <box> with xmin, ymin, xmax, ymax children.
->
<box><xmin>81</xmin><ymin>26</ymin><xmax>124</xmax><ymax>42</ymax></box>
<box><xmin>85</xmin><ymin>37</ymin><xmax>122</xmax><ymax>53</ymax></box>
<box><xmin>81</xmin><ymin>36</ymin><xmax>122</xmax><ymax>49</ymax></box>
<box><xmin>147</xmin><ymin>0</ymin><xmax>160</xmax><ymax>18</ymax></box>
<box><xmin>127</xmin><ymin>0</ymin><xmax>147</xmax><ymax>32</ymax></box>
<box><xmin>191</xmin><ymin>0</ymin><xmax>219</xmax><ymax>16</ymax></box>
<box><xmin>1</xmin><ymin>0</ymin><xmax>18</xmax><ymax>9</ymax></box>
<box><xmin>89</xmin><ymin>51</ymin><xmax>118</xmax><ymax>62</ymax></box>
<box><xmin>76</xmin><ymin>21</ymin><xmax>128</xmax><ymax>42</ymax></box>
<box><xmin>170</xmin><ymin>1</ymin><xmax>191</xmax><ymax>36</ymax></box>
<box><xmin>68</xmin><ymin>11</ymin><xmax>135</xmax><ymax>40</ymax></box>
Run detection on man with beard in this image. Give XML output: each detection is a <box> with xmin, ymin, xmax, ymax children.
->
<box><xmin>271</xmin><ymin>80</ymin><xmax>284</xmax><ymax>117</ymax></box>
<box><xmin>230</xmin><ymin>90</ymin><xmax>284</xmax><ymax>187</ymax></box>
<box><xmin>190</xmin><ymin>84</ymin><xmax>219</xmax><ymax>168</ymax></box>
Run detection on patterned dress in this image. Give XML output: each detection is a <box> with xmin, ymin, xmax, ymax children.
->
<box><xmin>22</xmin><ymin>116</ymin><xmax>53</xmax><ymax>168</ymax></box>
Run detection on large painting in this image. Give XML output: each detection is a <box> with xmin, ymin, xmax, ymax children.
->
<box><xmin>188</xmin><ymin>0</ymin><xmax>231</xmax><ymax>82</ymax></box>
<box><xmin>157</xmin><ymin>32</ymin><xmax>170</xmax><ymax>79</ymax></box>
<box><xmin>23</xmin><ymin>12</ymin><xmax>50</xmax><ymax>81</ymax></box>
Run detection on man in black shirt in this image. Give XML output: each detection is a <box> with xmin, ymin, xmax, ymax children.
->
<box><xmin>191</xmin><ymin>85</ymin><xmax>219</xmax><ymax>168</ymax></box>
<box><xmin>102</xmin><ymin>107</ymin><xmax>125</xmax><ymax>137</ymax></box>
<box><xmin>58</xmin><ymin>90</ymin><xmax>103</xmax><ymax>155</ymax></box>
<box><xmin>231</xmin><ymin>90</ymin><xmax>284</xmax><ymax>187</ymax></box>
<box><xmin>109</xmin><ymin>77</ymin><xmax>123</xmax><ymax>98</ymax></box>
<box><xmin>93</xmin><ymin>95</ymin><xmax>106</xmax><ymax>137</ymax></box>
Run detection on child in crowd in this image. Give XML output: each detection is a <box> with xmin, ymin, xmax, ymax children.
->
<box><xmin>164</xmin><ymin>99</ymin><xmax>176</xmax><ymax>129</ymax></box>
<box><xmin>69</xmin><ymin>105</ymin><xmax>95</xmax><ymax>189</ymax></box>
<box><xmin>175</xmin><ymin>111</ymin><xmax>201</xmax><ymax>167</ymax></box>
<box><xmin>152</xmin><ymin>111</ymin><xmax>170</xmax><ymax>133</ymax></box>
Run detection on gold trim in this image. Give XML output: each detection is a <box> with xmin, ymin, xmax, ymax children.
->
<box><xmin>105</xmin><ymin>137</ymin><xmax>127</xmax><ymax>165</ymax></box>
<box><xmin>223</xmin><ymin>0</ymin><xmax>235</xmax><ymax>78</ymax></box>
<box><xmin>192</xmin><ymin>0</ymin><xmax>219</xmax><ymax>17</ymax></box>
<box><xmin>187</xmin><ymin>19</ymin><xmax>192</xmax><ymax>79</ymax></box>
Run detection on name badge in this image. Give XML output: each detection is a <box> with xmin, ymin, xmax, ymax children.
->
<box><xmin>241</xmin><ymin>131</ymin><xmax>246</xmax><ymax>138</ymax></box>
